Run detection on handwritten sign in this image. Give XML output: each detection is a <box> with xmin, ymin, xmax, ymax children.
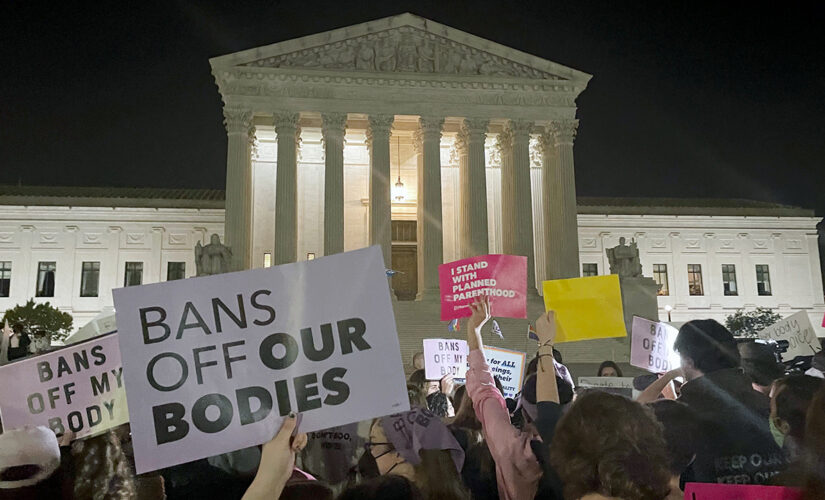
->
<box><xmin>0</xmin><ymin>334</ymin><xmax>128</xmax><ymax>439</ymax></box>
<box><xmin>113</xmin><ymin>246</ymin><xmax>409</xmax><ymax>473</ymax></box>
<box><xmin>577</xmin><ymin>376</ymin><xmax>637</xmax><ymax>399</ymax></box>
<box><xmin>630</xmin><ymin>316</ymin><xmax>680</xmax><ymax>373</ymax></box>
<box><xmin>439</xmin><ymin>254</ymin><xmax>527</xmax><ymax>321</ymax></box>
<box><xmin>423</xmin><ymin>338</ymin><xmax>469</xmax><ymax>379</ymax></box>
<box><xmin>683</xmin><ymin>483</ymin><xmax>802</xmax><ymax>500</ymax></box>
<box><xmin>756</xmin><ymin>311</ymin><xmax>821</xmax><ymax>361</ymax></box>
<box><xmin>542</xmin><ymin>275</ymin><xmax>626</xmax><ymax>343</ymax></box>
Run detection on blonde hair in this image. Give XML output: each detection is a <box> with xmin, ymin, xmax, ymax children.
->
<box><xmin>70</xmin><ymin>431</ymin><xmax>136</xmax><ymax>500</ymax></box>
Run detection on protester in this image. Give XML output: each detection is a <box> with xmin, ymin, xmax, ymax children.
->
<box><xmin>465</xmin><ymin>296</ymin><xmax>542</xmax><ymax>500</ymax></box>
<box><xmin>739</xmin><ymin>340</ymin><xmax>784</xmax><ymax>395</ymax></box>
<box><xmin>69</xmin><ymin>430</ymin><xmax>137</xmax><ymax>500</ymax></box>
<box><xmin>412</xmin><ymin>352</ymin><xmax>425</xmax><ymax>372</ymax></box>
<box><xmin>0</xmin><ymin>426</ymin><xmax>63</xmax><ymax>499</ymax></box>
<box><xmin>769</xmin><ymin>375</ymin><xmax>823</xmax><ymax>487</ymax></box>
<box><xmin>409</xmin><ymin>369</ymin><xmax>441</xmax><ymax>397</ymax></box>
<box><xmin>670</xmin><ymin>319</ymin><xmax>786</xmax><ymax>483</ymax></box>
<box><xmin>596</xmin><ymin>360</ymin><xmax>623</xmax><ymax>377</ymax></box>
<box><xmin>337</xmin><ymin>474</ymin><xmax>424</xmax><ymax>500</ymax></box>
<box><xmin>551</xmin><ymin>391</ymin><xmax>672</xmax><ymax>500</ymax></box>
<box><xmin>802</xmin><ymin>382</ymin><xmax>825</xmax><ymax>500</ymax></box>
<box><xmin>364</xmin><ymin>407</ymin><xmax>468</xmax><ymax>499</ymax></box>
<box><xmin>648</xmin><ymin>399</ymin><xmax>700</xmax><ymax>500</ymax></box>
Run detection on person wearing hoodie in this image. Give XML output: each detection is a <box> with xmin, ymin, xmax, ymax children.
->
<box><xmin>672</xmin><ymin>319</ymin><xmax>787</xmax><ymax>484</ymax></box>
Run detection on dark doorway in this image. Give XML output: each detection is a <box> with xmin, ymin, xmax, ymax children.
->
<box><xmin>391</xmin><ymin>220</ymin><xmax>417</xmax><ymax>301</ymax></box>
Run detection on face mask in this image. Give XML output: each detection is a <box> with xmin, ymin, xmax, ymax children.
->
<box><xmin>769</xmin><ymin>418</ymin><xmax>785</xmax><ymax>449</ymax></box>
<box><xmin>357</xmin><ymin>450</ymin><xmax>380</xmax><ymax>478</ymax></box>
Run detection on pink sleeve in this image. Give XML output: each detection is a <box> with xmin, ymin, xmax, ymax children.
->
<box><xmin>466</xmin><ymin>349</ymin><xmax>542</xmax><ymax>500</ymax></box>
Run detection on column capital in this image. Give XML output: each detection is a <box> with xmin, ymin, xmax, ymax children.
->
<box><xmin>223</xmin><ymin>108</ymin><xmax>252</xmax><ymax>135</ymax></box>
<box><xmin>506</xmin><ymin>119</ymin><xmax>533</xmax><ymax>143</ymax></box>
<box><xmin>495</xmin><ymin>128</ymin><xmax>512</xmax><ymax>155</ymax></box>
<box><xmin>366</xmin><ymin>114</ymin><xmax>394</xmax><ymax>150</ymax></box>
<box><xmin>273</xmin><ymin>112</ymin><xmax>300</xmax><ymax>131</ymax></box>
<box><xmin>248</xmin><ymin>124</ymin><xmax>259</xmax><ymax>160</ymax></box>
<box><xmin>418</xmin><ymin>116</ymin><xmax>444</xmax><ymax>139</ymax></box>
<box><xmin>460</xmin><ymin>118</ymin><xmax>489</xmax><ymax>142</ymax></box>
<box><xmin>321</xmin><ymin>113</ymin><xmax>348</xmax><ymax>136</ymax></box>
<box><xmin>538</xmin><ymin>131</ymin><xmax>555</xmax><ymax>155</ymax></box>
<box><xmin>549</xmin><ymin>119</ymin><xmax>579</xmax><ymax>146</ymax></box>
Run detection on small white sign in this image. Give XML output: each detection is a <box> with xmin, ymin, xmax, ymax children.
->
<box><xmin>630</xmin><ymin>316</ymin><xmax>681</xmax><ymax>373</ymax></box>
<box><xmin>423</xmin><ymin>338</ymin><xmax>468</xmax><ymax>380</ymax></box>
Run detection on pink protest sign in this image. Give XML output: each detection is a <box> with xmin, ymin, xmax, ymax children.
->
<box><xmin>438</xmin><ymin>254</ymin><xmax>527</xmax><ymax>321</ymax></box>
<box><xmin>683</xmin><ymin>483</ymin><xmax>802</xmax><ymax>499</ymax></box>
<box><xmin>0</xmin><ymin>333</ymin><xmax>128</xmax><ymax>439</ymax></box>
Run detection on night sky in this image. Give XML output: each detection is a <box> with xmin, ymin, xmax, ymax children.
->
<box><xmin>2</xmin><ymin>1</ymin><xmax>823</xmax><ymax>215</ymax></box>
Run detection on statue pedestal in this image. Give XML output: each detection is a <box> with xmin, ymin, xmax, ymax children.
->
<box><xmin>619</xmin><ymin>276</ymin><xmax>661</xmax><ymax>333</ymax></box>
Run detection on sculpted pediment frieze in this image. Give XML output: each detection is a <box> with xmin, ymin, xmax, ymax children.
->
<box><xmin>241</xmin><ymin>26</ymin><xmax>565</xmax><ymax>80</ymax></box>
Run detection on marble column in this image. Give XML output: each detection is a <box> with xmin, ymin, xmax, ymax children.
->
<box><xmin>366</xmin><ymin>115</ymin><xmax>395</xmax><ymax>269</ymax></box>
<box><xmin>415</xmin><ymin>116</ymin><xmax>445</xmax><ymax>299</ymax></box>
<box><xmin>222</xmin><ymin>107</ymin><xmax>253</xmax><ymax>271</ymax></box>
<box><xmin>541</xmin><ymin>119</ymin><xmax>580</xmax><ymax>280</ymax></box>
<box><xmin>457</xmin><ymin>118</ymin><xmax>489</xmax><ymax>258</ymax></box>
<box><xmin>273</xmin><ymin>112</ymin><xmax>300</xmax><ymax>265</ymax></box>
<box><xmin>500</xmin><ymin>120</ymin><xmax>537</xmax><ymax>292</ymax></box>
<box><xmin>322</xmin><ymin>113</ymin><xmax>347</xmax><ymax>255</ymax></box>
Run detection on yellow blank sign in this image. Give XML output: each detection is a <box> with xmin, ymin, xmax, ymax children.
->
<box><xmin>542</xmin><ymin>274</ymin><xmax>627</xmax><ymax>343</ymax></box>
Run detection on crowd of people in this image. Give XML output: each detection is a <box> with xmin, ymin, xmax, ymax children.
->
<box><xmin>2</xmin><ymin>295</ymin><xmax>825</xmax><ymax>499</ymax></box>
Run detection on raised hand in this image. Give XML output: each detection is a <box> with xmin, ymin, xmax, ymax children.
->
<box><xmin>242</xmin><ymin>414</ymin><xmax>306</xmax><ymax>500</ymax></box>
<box><xmin>468</xmin><ymin>296</ymin><xmax>491</xmax><ymax>332</ymax></box>
<box><xmin>535</xmin><ymin>310</ymin><xmax>557</xmax><ymax>345</ymax></box>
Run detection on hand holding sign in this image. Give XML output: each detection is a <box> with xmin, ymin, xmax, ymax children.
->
<box><xmin>243</xmin><ymin>414</ymin><xmax>307</xmax><ymax>500</ymax></box>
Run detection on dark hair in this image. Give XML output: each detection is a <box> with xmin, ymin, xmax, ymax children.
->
<box><xmin>413</xmin><ymin>449</ymin><xmax>470</xmax><ymax>500</ymax></box>
<box><xmin>450</xmin><ymin>387</ymin><xmax>481</xmax><ymax>432</ymax></box>
<box><xmin>597</xmin><ymin>361</ymin><xmax>623</xmax><ymax>377</ymax></box>
<box><xmin>409</xmin><ymin>369</ymin><xmax>428</xmax><ymax>389</ymax></box>
<box><xmin>648</xmin><ymin>399</ymin><xmax>700</xmax><ymax>475</ymax></box>
<box><xmin>407</xmin><ymin>383</ymin><xmax>426</xmax><ymax>408</ymax></box>
<box><xmin>426</xmin><ymin>392</ymin><xmax>450</xmax><ymax>418</ymax></box>
<box><xmin>338</xmin><ymin>474</ymin><xmax>424</xmax><ymax>500</ymax></box>
<box><xmin>673</xmin><ymin>319</ymin><xmax>740</xmax><ymax>373</ymax></box>
<box><xmin>281</xmin><ymin>480</ymin><xmax>334</xmax><ymax>500</ymax></box>
<box><xmin>452</xmin><ymin>385</ymin><xmax>466</xmax><ymax>413</ymax></box>
<box><xmin>551</xmin><ymin>391</ymin><xmax>672</xmax><ymax>500</ymax></box>
<box><xmin>774</xmin><ymin>375</ymin><xmax>823</xmax><ymax>441</ymax></box>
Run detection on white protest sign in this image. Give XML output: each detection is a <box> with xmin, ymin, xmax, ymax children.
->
<box><xmin>578</xmin><ymin>376</ymin><xmax>638</xmax><ymax>399</ymax></box>
<box><xmin>0</xmin><ymin>333</ymin><xmax>128</xmax><ymax>439</ymax></box>
<box><xmin>422</xmin><ymin>339</ymin><xmax>525</xmax><ymax>398</ymax></box>
<box><xmin>112</xmin><ymin>246</ymin><xmax>409</xmax><ymax>473</ymax></box>
<box><xmin>423</xmin><ymin>338</ymin><xmax>469</xmax><ymax>379</ymax></box>
<box><xmin>756</xmin><ymin>311</ymin><xmax>821</xmax><ymax>361</ymax></box>
<box><xmin>484</xmin><ymin>346</ymin><xmax>526</xmax><ymax>398</ymax></box>
<box><xmin>630</xmin><ymin>316</ymin><xmax>681</xmax><ymax>373</ymax></box>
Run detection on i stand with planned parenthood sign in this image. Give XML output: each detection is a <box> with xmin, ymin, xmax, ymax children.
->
<box><xmin>112</xmin><ymin>246</ymin><xmax>409</xmax><ymax>474</ymax></box>
<box><xmin>439</xmin><ymin>254</ymin><xmax>527</xmax><ymax>321</ymax></box>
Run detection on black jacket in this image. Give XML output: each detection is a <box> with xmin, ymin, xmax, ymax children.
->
<box><xmin>678</xmin><ymin>368</ymin><xmax>787</xmax><ymax>484</ymax></box>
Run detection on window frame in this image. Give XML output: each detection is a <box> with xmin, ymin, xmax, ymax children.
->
<box><xmin>167</xmin><ymin>261</ymin><xmax>186</xmax><ymax>281</ymax></box>
<box><xmin>687</xmin><ymin>264</ymin><xmax>704</xmax><ymax>296</ymax></box>
<box><xmin>0</xmin><ymin>261</ymin><xmax>10</xmax><ymax>298</ymax></box>
<box><xmin>36</xmin><ymin>261</ymin><xmax>56</xmax><ymax>298</ymax></box>
<box><xmin>80</xmin><ymin>261</ymin><xmax>101</xmax><ymax>297</ymax></box>
<box><xmin>721</xmin><ymin>264</ymin><xmax>738</xmax><ymax>296</ymax></box>
<box><xmin>124</xmin><ymin>261</ymin><xmax>144</xmax><ymax>287</ymax></box>
<box><xmin>755</xmin><ymin>265</ymin><xmax>772</xmax><ymax>296</ymax></box>
<box><xmin>581</xmin><ymin>263</ymin><xmax>598</xmax><ymax>277</ymax></box>
<box><xmin>653</xmin><ymin>264</ymin><xmax>669</xmax><ymax>296</ymax></box>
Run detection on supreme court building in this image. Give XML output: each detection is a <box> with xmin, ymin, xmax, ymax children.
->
<box><xmin>1</xmin><ymin>14</ymin><xmax>823</xmax><ymax>368</ymax></box>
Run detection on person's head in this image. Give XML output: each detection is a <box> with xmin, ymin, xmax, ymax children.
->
<box><xmin>280</xmin><ymin>480</ymin><xmax>334</xmax><ymax>500</ymax></box>
<box><xmin>426</xmin><ymin>392</ymin><xmax>451</xmax><ymax>418</ymax></box>
<box><xmin>803</xmin><ymin>383</ymin><xmax>825</xmax><ymax>500</ymax></box>
<box><xmin>597</xmin><ymin>360</ymin><xmax>623</xmax><ymax>377</ymax></box>
<box><xmin>70</xmin><ymin>430</ymin><xmax>136</xmax><ymax>500</ymax></box>
<box><xmin>648</xmin><ymin>399</ymin><xmax>699</xmax><ymax>476</ymax></box>
<box><xmin>673</xmin><ymin>319</ymin><xmax>740</xmax><ymax>380</ymax></box>
<box><xmin>412</xmin><ymin>352</ymin><xmax>425</xmax><ymax>371</ymax></box>
<box><xmin>551</xmin><ymin>391</ymin><xmax>672</xmax><ymax>500</ymax></box>
<box><xmin>338</xmin><ymin>474</ymin><xmax>424</xmax><ymax>500</ymax></box>
<box><xmin>740</xmin><ymin>341</ymin><xmax>784</xmax><ymax>393</ymax></box>
<box><xmin>407</xmin><ymin>383</ymin><xmax>427</xmax><ymax>408</ymax></box>
<box><xmin>452</xmin><ymin>384</ymin><xmax>466</xmax><ymax>413</ymax></box>
<box><xmin>771</xmin><ymin>375</ymin><xmax>823</xmax><ymax>443</ymax></box>
<box><xmin>367</xmin><ymin>419</ymin><xmax>415</xmax><ymax>480</ymax></box>
<box><xmin>409</xmin><ymin>370</ymin><xmax>439</xmax><ymax>396</ymax></box>
<box><xmin>413</xmin><ymin>449</ymin><xmax>470</xmax><ymax>500</ymax></box>
<box><xmin>0</xmin><ymin>426</ymin><xmax>60</xmax><ymax>490</ymax></box>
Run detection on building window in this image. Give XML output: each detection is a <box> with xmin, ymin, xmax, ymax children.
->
<box><xmin>36</xmin><ymin>261</ymin><xmax>56</xmax><ymax>297</ymax></box>
<box><xmin>0</xmin><ymin>261</ymin><xmax>10</xmax><ymax>298</ymax></box>
<box><xmin>582</xmin><ymin>263</ymin><xmax>598</xmax><ymax>277</ymax></box>
<box><xmin>721</xmin><ymin>264</ymin><xmax>738</xmax><ymax>296</ymax></box>
<box><xmin>80</xmin><ymin>262</ymin><xmax>100</xmax><ymax>297</ymax></box>
<box><xmin>167</xmin><ymin>262</ymin><xmax>186</xmax><ymax>281</ymax></box>
<box><xmin>263</xmin><ymin>253</ymin><xmax>272</xmax><ymax>268</ymax></box>
<box><xmin>653</xmin><ymin>264</ymin><xmax>669</xmax><ymax>296</ymax></box>
<box><xmin>687</xmin><ymin>264</ymin><xmax>704</xmax><ymax>296</ymax></box>
<box><xmin>756</xmin><ymin>265</ymin><xmax>772</xmax><ymax>296</ymax></box>
<box><xmin>124</xmin><ymin>262</ymin><xmax>143</xmax><ymax>287</ymax></box>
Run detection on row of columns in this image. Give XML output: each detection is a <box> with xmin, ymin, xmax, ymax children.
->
<box><xmin>222</xmin><ymin>109</ymin><xmax>580</xmax><ymax>291</ymax></box>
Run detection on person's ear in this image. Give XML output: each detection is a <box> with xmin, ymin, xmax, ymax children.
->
<box><xmin>773</xmin><ymin>417</ymin><xmax>791</xmax><ymax>436</ymax></box>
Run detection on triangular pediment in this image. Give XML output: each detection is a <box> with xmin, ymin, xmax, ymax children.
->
<box><xmin>211</xmin><ymin>13</ymin><xmax>591</xmax><ymax>84</ymax></box>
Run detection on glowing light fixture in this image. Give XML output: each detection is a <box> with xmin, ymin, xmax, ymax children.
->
<box><xmin>392</xmin><ymin>136</ymin><xmax>406</xmax><ymax>202</ymax></box>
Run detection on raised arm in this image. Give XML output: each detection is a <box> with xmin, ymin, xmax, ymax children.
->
<box><xmin>635</xmin><ymin>368</ymin><xmax>682</xmax><ymax>404</ymax></box>
<box><xmin>535</xmin><ymin>310</ymin><xmax>559</xmax><ymax>404</ymax></box>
